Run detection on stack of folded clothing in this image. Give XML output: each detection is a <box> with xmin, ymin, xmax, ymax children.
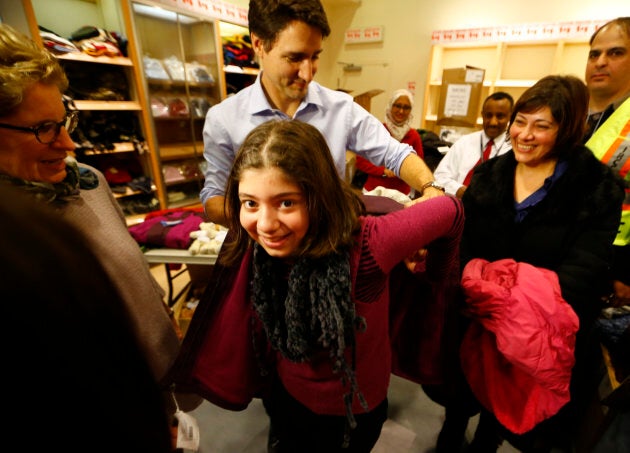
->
<box><xmin>222</xmin><ymin>34</ymin><xmax>257</xmax><ymax>69</ymax></box>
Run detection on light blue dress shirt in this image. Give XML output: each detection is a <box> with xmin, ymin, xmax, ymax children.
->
<box><xmin>200</xmin><ymin>74</ymin><xmax>416</xmax><ymax>204</ymax></box>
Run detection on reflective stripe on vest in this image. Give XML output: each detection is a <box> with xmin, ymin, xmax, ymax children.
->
<box><xmin>586</xmin><ymin>97</ymin><xmax>630</xmax><ymax>246</ymax></box>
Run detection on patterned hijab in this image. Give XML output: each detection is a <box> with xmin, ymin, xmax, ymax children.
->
<box><xmin>384</xmin><ymin>89</ymin><xmax>414</xmax><ymax>142</ymax></box>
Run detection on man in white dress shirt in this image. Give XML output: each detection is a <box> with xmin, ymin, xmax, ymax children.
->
<box><xmin>434</xmin><ymin>92</ymin><xmax>514</xmax><ymax>198</ymax></box>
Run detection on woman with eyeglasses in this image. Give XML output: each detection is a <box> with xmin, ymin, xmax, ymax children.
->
<box><xmin>355</xmin><ymin>89</ymin><xmax>425</xmax><ymax>197</ymax></box>
<box><xmin>0</xmin><ymin>22</ymin><xmax>200</xmax><ymax>439</ymax></box>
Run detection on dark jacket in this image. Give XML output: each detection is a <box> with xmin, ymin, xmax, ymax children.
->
<box><xmin>459</xmin><ymin>145</ymin><xmax>624</xmax><ymax>446</ymax></box>
<box><xmin>461</xmin><ymin>146</ymin><xmax>625</xmax><ymax>326</ymax></box>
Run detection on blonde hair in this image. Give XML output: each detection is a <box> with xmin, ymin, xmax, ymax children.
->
<box><xmin>0</xmin><ymin>23</ymin><xmax>68</xmax><ymax>116</ymax></box>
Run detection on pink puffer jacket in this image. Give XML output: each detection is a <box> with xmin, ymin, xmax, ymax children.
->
<box><xmin>460</xmin><ymin>258</ymin><xmax>579</xmax><ymax>434</ymax></box>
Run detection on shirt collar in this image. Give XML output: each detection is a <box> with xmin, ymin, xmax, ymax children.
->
<box><xmin>514</xmin><ymin>159</ymin><xmax>568</xmax><ymax>222</ymax></box>
<box><xmin>484</xmin><ymin>130</ymin><xmax>509</xmax><ymax>151</ymax></box>
<box><xmin>589</xmin><ymin>90</ymin><xmax>630</xmax><ymax>116</ymax></box>
<box><xmin>250</xmin><ymin>72</ymin><xmax>324</xmax><ymax>117</ymax></box>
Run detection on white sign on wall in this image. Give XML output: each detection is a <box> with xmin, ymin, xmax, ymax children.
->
<box><xmin>431</xmin><ymin>20</ymin><xmax>607</xmax><ymax>43</ymax></box>
<box><xmin>344</xmin><ymin>26</ymin><xmax>384</xmax><ymax>44</ymax></box>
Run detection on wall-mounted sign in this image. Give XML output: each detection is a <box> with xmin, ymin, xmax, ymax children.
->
<box><xmin>431</xmin><ymin>19</ymin><xmax>607</xmax><ymax>44</ymax></box>
<box><xmin>344</xmin><ymin>26</ymin><xmax>384</xmax><ymax>44</ymax></box>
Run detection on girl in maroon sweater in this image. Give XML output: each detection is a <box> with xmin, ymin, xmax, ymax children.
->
<box><xmin>175</xmin><ymin>119</ymin><xmax>463</xmax><ymax>452</ymax></box>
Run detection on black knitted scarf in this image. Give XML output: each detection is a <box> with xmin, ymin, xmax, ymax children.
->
<box><xmin>251</xmin><ymin>243</ymin><xmax>368</xmax><ymax>429</ymax></box>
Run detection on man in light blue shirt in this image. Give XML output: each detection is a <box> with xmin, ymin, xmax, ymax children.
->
<box><xmin>201</xmin><ymin>0</ymin><xmax>441</xmax><ymax>225</ymax></box>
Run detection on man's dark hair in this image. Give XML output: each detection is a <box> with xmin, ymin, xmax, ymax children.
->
<box><xmin>248</xmin><ymin>0</ymin><xmax>331</xmax><ymax>51</ymax></box>
<box><xmin>484</xmin><ymin>91</ymin><xmax>515</xmax><ymax>109</ymax></box>
<box><xmin>589</xmin><ymin>17</ymin><xmax>630</xmax><ymax>45</ymax></box>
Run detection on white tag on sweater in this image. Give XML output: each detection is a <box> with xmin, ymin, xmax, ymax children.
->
<box><xmin>175</xmin><ymin>410</ymin><xmax>200</xmax><ymax>450</ymax></box>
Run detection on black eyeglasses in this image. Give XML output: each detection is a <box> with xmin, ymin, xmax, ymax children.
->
<box><xmin>0</xmin><ymin>110</ymin><xmax>79</xmax><ymax>144</ymax></box>
<box><xmin>392</xmin><ymin>103</ymin><xmax>411</xmax><ymax>111</ymax></box>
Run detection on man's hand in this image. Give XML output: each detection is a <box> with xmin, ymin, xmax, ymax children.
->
<box><xmin>399</xmin><ymin>153</ymin><xmax>445</xmax><ymax>200</ymax></box>
<box><xmin>405</xmin><ymin>186</ymin><xmax>445</xmax><ymax>208</ymax></box>
<box><xmin>419</xmin><ymin>185</ymin><xmax>445</xmax><ymax>199</ymax></box>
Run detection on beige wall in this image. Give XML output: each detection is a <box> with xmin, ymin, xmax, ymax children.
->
<box><xmin>316</xmin><ymin>0</ymin><xmax>628</xmax><ymax>126</ymax></box>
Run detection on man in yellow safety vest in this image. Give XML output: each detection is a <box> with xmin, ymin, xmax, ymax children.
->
<box><xmin>585</xmin><ymin>17</ymin><xmax>630</xmax><ymax>308</ymax></box>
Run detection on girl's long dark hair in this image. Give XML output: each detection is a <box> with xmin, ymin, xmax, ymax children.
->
<box><xmin>222</xmin><ymin>119</ymin><xmax>364</xmax><ymax>266</ymax></box>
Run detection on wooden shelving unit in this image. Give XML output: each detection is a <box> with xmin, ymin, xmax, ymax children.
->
<box><xmin>422</xmin><ymin>37</ymin><xmax>591</xmax><ymax>134</ymax></box>
<box><xmin>128</xmin><ymin>1</ymin><xmax>222</xmax><ymax>209</ymax></box>
<box><xmin>18</xmin><ymin>0</ymin><xmax>259</xmax><ymax>213</ymax></box>
<box><xmin>57</xmin><ymin>52</ymin><xmax>133</xmax><ymax>66</ymax></box>
<box><xmin>22</xmin><ymin>0</ymin><xmax>164</xmax><ymax>218</ymax></box>
<box><xmin>219</xmin><ymin>21</ymin><xmax>258</xmax><ymax>97</ymax></box>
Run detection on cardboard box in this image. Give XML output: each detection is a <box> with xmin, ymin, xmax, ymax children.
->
<box><xmin>353</xmin><ymin>89</ymin><xmax>384</xmax><ymax>114</ymax></box>
<box><xmin>436</xmin><ymin>66</ymin><xmax>485</xmax><ymax>127</ymax></box>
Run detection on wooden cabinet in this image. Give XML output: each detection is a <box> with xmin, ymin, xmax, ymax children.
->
<box><xmin>20</xmin><ymin>0</ymin><xmax>259</xmax><ymax>212</ymax></box>
<box><xmin>58</xmin><ymin>52</ymin><xmax>160</xmax><ymax>217</ymax></box>
<box><xmin>421</xmin><ymin>38</ymin><xmax>590</xmax><ymax>134</ymax></box>
<box><xmin>128</xmin><ymin>1</ymin><xmax>223</xmax><ymax>209</ymax></box>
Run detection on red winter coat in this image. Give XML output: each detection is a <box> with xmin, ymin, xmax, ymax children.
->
<box><xmin>460</xmin><ymin>258</ymin><xmax>579</xmax><ymax>434</ymax></box>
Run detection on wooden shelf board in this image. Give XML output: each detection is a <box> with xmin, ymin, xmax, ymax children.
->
<box><xmin>73</xmin><ymin>100</ymin><xmax>142</xmax><ymax>111</ymax></box>
<box><xmin>159</xmin><ymin>142</ymin><xmax>204</xmax><ymax>161</ymax></box>
<box><xmin>167</xmin><ymin>197</ymin><xmax>204</xmax><ymax>209</ymax></box>
<box><xmin>82</xmin><ymin>142</ymin><xmax>136</xmax><ymax>155</ymax></box>
<box><xmin>113</xmin><ymin>186</ymin><xmax>157</xmax><ymax>199</ymax></box>
<box><xmin>57</xmin><ymin>52</ymin><xmax>133</xmax><ymax>66</ymax></box>
<box><xmin>224</xmin><ymin>65</ymin><xmax>259</xmax><ymax>75</ymax></box>
<box><xmin>148</xmin><ymin>78</ymin><xmax>216</xmax><ymax>88</ymax></box>
<box><xmin>165</xmin><ymin>176</ymin><xmax>204</xmax><ymax>187</ymax></box>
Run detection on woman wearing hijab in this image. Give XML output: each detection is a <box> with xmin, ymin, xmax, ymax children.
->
<box><xmin>355</xmin><ymin>89</ymin><xmax>425</xmax><ymax>196</ymax></box>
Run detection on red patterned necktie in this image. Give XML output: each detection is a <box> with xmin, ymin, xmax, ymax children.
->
<box><xmin>463</xmin><ymin>139</ymin><xmax>493</xmax><ymax>186</ymax></box>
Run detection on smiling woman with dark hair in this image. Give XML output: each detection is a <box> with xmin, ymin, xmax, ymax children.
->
<box><xmin>435</xmin><ymin>75</ymin><xmax>626</xmax><ymax>453</ymax></box>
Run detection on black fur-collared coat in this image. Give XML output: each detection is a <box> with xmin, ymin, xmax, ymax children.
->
<box><xmin>461</xmin><ymin>145</ymin><xmax>625</xmax><ymax>327</ymax></box>
<box><xmin>458</xmin><ymin>145</ymin><xmax>625</xmax><ymax>448</ymax></box>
